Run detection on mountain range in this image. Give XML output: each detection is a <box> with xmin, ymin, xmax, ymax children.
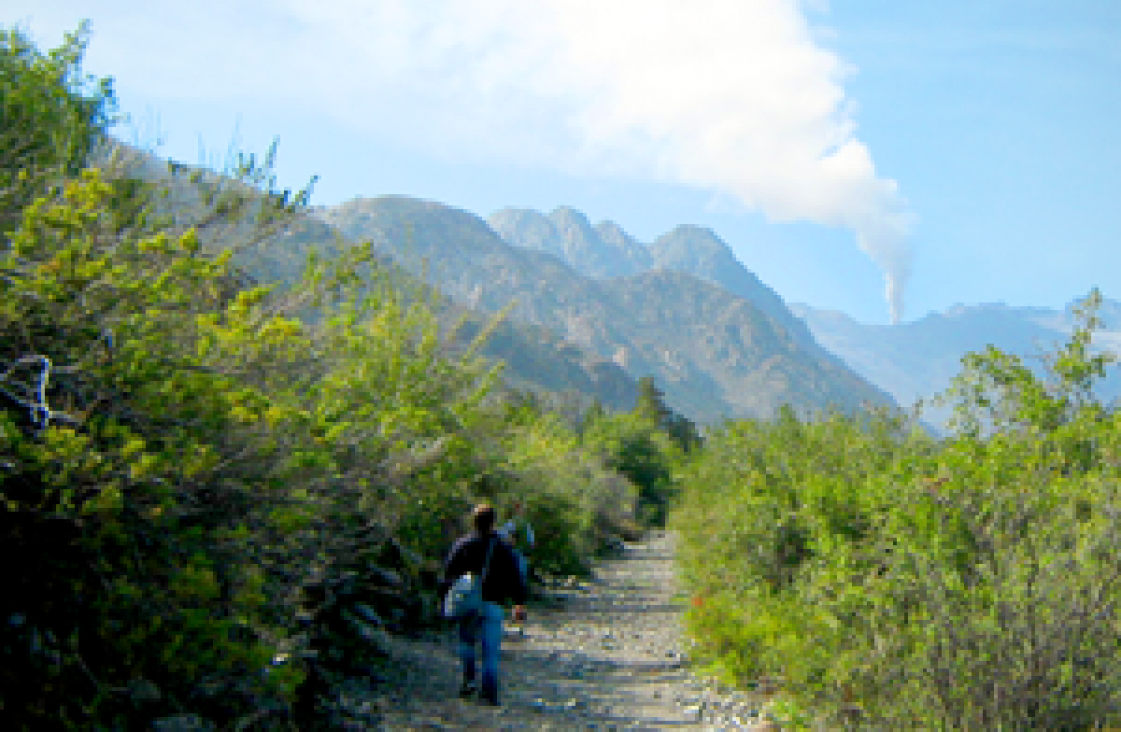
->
<box><xmin>345</xmin><ymin>197</ymin><xmax>1120</xmax><ymax>430</ymax></box>
<box><xmin>106</xmin><ymin>144</ymin><xmax>645</xmax><ymax>416</ymax></box>
<box><xmin>488</xmin><ymin>206</ymin><xmax>822</xmax><ymax>354</ymax></box>
<box><xmin>483</xmin><ymin>203</ymin><xmax>1121</xmax><ymax>429</ymax></box>
<box><xmin>316</xmin><ymin>199</ymin><xmax>896</xmax><ymax>424</ymax></box>
<box><xmin>792</xmin><ymin>298</ymin><xmax>1121</xmax><ymax>429</ymax></box>
<box><xmin>117</xmin><ymin>142</ymin><xmax>1120</xmax><ymax>430</ymax></box>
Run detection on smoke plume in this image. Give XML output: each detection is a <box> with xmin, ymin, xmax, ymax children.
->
<box><xmin>287</xmin><ymin>0</ymin><xmax>917</xmax><ymax>321</ymax></box>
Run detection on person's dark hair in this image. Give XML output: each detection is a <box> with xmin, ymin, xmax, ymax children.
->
<box><xmin>472</xmin><ymin>503</ymin><xmax>496</xmax><ymax>534</ymax></box>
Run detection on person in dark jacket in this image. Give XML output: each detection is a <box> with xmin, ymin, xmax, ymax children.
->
<box><xmin>440</xmin><ymin>503</ymin><xmax>528</xmax><ymax>705</ymax></box>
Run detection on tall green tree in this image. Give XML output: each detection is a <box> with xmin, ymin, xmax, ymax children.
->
<box><xmin>634</xmin><ymin>375</ymin><xmax>672</xmax><ymax>424</ymax></box>
<box><xmin>632</xmin><ymin>375</ymin><xmax>701</xmax><ymax>452</ymax></box>
<box><xmin>582</xmin><ymin>411</ymin><xmax>678</xmax><ymax>526</ymax></box>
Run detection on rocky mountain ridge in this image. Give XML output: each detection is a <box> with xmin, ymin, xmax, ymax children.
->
<box><xmin>489</xmin><ymin>206</ymin><xmax>823</xmax><ymax>355</ymax></box>
<box><xmin>103</xmin><ymin>143</ymin><xmax>649</xmax><ymax>417</ymax></box>
<box><xmin>319</xmin><ymin>196</ymin><xmax>897</xmax><ymax>423</ymax></box>
<box><xmin>488</xmin><ymin>202</ymin><xmax>1121</xmax><ymax>430</ymax></box>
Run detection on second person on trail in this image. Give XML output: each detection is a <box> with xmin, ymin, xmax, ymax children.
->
<box><xmin>440</xmin><ymin>503</ymin><xmax>528</xmax><ymax>707</ymax></box>
<box><xmin>497</xmin><ymin>500</ymin><xmax>534</xmax><ymax>584</ymax></box>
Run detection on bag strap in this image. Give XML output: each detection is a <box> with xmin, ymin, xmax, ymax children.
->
<box><xmin>479</xmin><ymin>536</ymin><xmax>496</xmax><ymax>584</ymax></box>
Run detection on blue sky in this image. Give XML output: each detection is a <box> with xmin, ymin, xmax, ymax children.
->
<box><xmin>7</xmin><ymin>1</ymin><xmax>1119</xmax><ymax>325</ymax></box>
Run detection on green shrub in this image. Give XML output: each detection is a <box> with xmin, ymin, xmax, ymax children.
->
<box><xmin>0</xmin><ymin>23</ymin><xmax>664</xmax><ymax>728</ymax></box>
<box><xmin>581</xmin><ymin>410</ymin><xmax>680</xmax><ymax>527</ymax></box>
<box><xmin>673</xmin><ymin>299</ymin><xmax>1121</xmax><ymax>729</ymax></box>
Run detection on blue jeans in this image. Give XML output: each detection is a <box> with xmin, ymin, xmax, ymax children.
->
<box><xmin>457</xmin><ymin>601</ymin><xmax>504</xmax><ymax>702</ymax></box>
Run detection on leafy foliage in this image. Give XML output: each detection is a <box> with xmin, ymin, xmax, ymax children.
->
<box><xmin>0</xmin><ymin>22</ymin><xmax>115</xmax><ymax>233</ymax></box>
<box><xmin>581</xmin><ymin>390</ymin><xmax>685</xmax><ymax>528</ymax></box>
<box><xmin>0</xmin><ymin>25</ymin><xmax>662</xmax><ymax>729</ymax></box>
<box><xmin>27</xmin><ymin>22</ymin><xmax>1121</xmax><ymax>732</ymax></box>
<box><xmin>673</xmin><ymin>293</ymin><xmax>1121</xmax><ymax>729</ymax></box>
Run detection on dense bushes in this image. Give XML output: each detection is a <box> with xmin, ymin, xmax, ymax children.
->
<box><xmin>673</xmin><ymin>297</ymin><xmax>1121</xmax><ymax>729</ymax></box>
<box><xmin>0</xmin><ymin>25</ymin><xmax>661</xmax><ymax>728</ymax></box>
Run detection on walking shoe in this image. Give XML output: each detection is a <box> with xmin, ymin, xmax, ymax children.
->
<box><xmin>478</xmin><ymin>692</ymin><xmax>500</xmax><ymax>707</ymax></box>
<box><xmin>458</xmin><ymin>680</ymin><xmax>477</xmax><ymax>699</ymax></box>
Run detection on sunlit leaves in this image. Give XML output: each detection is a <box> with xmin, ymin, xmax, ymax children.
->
<box><xmin>672</xmin><ymin>308</ymin><xmax>1121</xmax><ymax>728</ymax></box>
<box><xmin>0</xmin><ymin>24</ymin><xmax>687</xmax><ymax>727</ymax></box>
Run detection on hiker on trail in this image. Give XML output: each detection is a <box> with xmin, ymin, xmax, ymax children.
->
<box><xmin>440</xmin><ymin>503</ymin><xmax>528</xmax><ymax>706</ymax></box>
<box><xmin>497</xmin><ymin>500</ymin><xmax>534</xmax><ymax>583</ymax></box>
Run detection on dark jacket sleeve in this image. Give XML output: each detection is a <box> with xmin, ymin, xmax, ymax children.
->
<box><xmin>488</xmin><ymin>539</ymin><xmax>527</xmax><ymax>606</ymax></box>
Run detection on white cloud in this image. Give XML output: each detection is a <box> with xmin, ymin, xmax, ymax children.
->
<box><xmin>16</xmin><ymin>0</ymin><xmax>914</xmax><ymax>321</ymax></box>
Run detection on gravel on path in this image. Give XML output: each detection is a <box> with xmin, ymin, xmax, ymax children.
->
<box><xmin>345</xmin><ymin>531</ymin><xmax>784</xmax><ymax>731</ymax></box>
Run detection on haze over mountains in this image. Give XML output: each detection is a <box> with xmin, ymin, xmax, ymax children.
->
<box><xmin>316</xmin><ymin>198</ymin><xmax>896</xmax><ymax>424</ymax></box>
<box><xmin>793</xmin><ymin>298</ymin><xmax>1121</xmax><ymax>429</ymax></box>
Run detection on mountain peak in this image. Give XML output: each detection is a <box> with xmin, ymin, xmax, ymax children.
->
<box><xmin>595</xmin><ymin>220</ymin><xmax>652</xmax><ymax>273</ymax></box>
<box><xmin>317</xmin><ymin>194</ymin><xmax>899</xmax><ymax>423</ymax></box>
<box><xmin>492</xmin><ymin>205</ymin><xmax>653</xmax><ymax>278</ymax></box>
<box><xmin>487</xmin><ymin>207</ymin><xmax>564</xmax><ymax>258</ymax></box>
<box><xmin>650</xmin><ymin>225</ymin><xmax>737</xmax><ymax>269</ymax></box>
<box><xmin>594</xmin><ymin>219</ymin><xmax>635</xmax><ymax>244</ymax></box>
<box><xmin>649</xmin><ymin>225</ymin><xmax>739</xmax><ymax>275</ymax></box>
<box><xmin>550</xmin><ymin>205</ymin><xmax>592</xmax><ymax>224</ymax></box>
<box><xmin>671</xmin><ymin>223</ymin><xmax>721</xmax><ymax>237</ymax></box>
<box><xmin>548</xmin><ymin>205</ymin><xmax>598</xmax><ymax>242</ymax></box>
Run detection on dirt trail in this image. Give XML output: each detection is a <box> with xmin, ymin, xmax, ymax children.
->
<box><xmin>354</xmin><ymin>531</ymin><xmax>778</xmax><ymax>731</ymax></box>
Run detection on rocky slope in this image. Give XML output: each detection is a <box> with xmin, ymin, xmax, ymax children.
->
<box><xmin>490</xmin><ymin>208</ymin><xmax>818</xmax><ymax>354</ymax></box>
<box><xmin>103</xmin><ymin>145</ymin><xmax>645</xmax><ymax>416</ymax></box>
<box><xmin>322</xmin><ymin>196</ymin><xmax>896</xmax><ymax>423</ymax></box>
